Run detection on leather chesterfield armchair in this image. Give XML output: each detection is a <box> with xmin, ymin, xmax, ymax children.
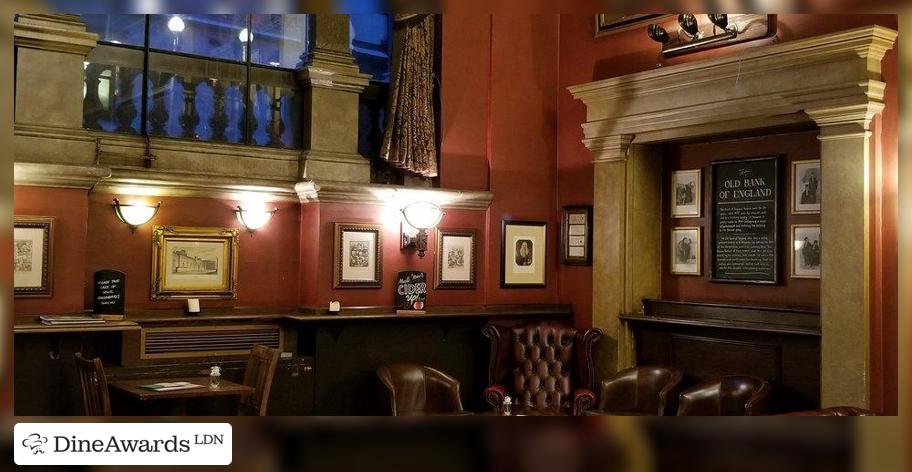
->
<box><xmin>583</xmin><ymin>366</ymin><xmax>683</xmax><ymax>416</ymax></box>
<box><xmin>377</xmin><ymin>363</ymin><xmax>470</xmax><ymax>416</ymax></box>
<box><xmin>676</xmin><ymin>375</ymin><xmax>772</xmax><ymax>416</ymax></box>
<box><xmin>482</xmin><ymin>322</ymin><xmax>603</xmax><ymax>416</ymax></box>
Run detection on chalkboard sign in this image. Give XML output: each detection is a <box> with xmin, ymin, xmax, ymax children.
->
<box><xmin>395</xmin><ymin>271</ymin><xmax>427</xmax><ymax>313</ymax></box>
<box><xmin>710</xmin><ymin>156</ymin><xmax>779</xmax><ymax>284</ymax></box>
<box><xmin>93</xmin><ymin>269</ymin><xmax>125</xmax><ymax>314</ymax></box>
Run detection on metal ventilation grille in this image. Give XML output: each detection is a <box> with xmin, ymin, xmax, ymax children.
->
<box><xmin>141</xmin><ymin>325</ymin><xmax>282</xmax><ymax>359</ymax></box>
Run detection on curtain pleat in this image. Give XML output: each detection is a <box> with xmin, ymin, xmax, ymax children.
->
<box><xmin>381</xmin><ymin>14</ymin><xmax>437</xmax><ymax>178</ymax></box>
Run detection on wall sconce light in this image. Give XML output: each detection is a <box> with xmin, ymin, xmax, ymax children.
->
<box><xmin>112</xmin><ymin>198</ymin><xmax>161</xmax><ymax>232</ymax></box>
<box><xmin>647</xmin><ymin>14</ymin><xmax>771</xmax><ymax>57</ymax></box>
<box><xmin>235</xmin><ymin>206</ymin><xmax>277</xmax><ymax>233</ymax></box>
<box><xmin>401</xmin><ymin>201</ymin><xmax>444</xmax><ymax>258</ymax></box>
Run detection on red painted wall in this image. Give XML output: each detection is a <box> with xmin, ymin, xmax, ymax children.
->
<box><xmin>557</xmin><ymin>14</ymin><xmax>898</xmax><ymax>414</ymax></box>
<box><xmin>660</xmin><ymin>131</ymin><xmax>821</xmax><ymax>309</ymax></box>
<box><xmin>83</xmin><ymin>192</ymin><xmax>301</xmax><ymax>310</ymax></box>
<box><xmin>13</xmin><ymin>187</ymin><xmax>88</xmax><ymax>315</ymax></box>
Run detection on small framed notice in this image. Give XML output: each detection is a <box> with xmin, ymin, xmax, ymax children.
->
<box><xmin>561</xmin><ymin>206</ymin><xmax>592</xmax><ymax>266</ymax></box>
<box><xmin>93</xmin><ymin>269</ymin><xmax>125</xmax><ymax>315</ymax></box>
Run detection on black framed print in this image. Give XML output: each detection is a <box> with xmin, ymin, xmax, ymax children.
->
<box><xmin>435</xmin><ymin>228</ymin><xmax>476</xmax><ymax>289</ymax></box>
<box><xmin>791</xmin><ymin>224</ymin><xmax>821</xmax><ymax>279</ymax></box>
<box><xmin>14</xmin><ymin>216</ymin><xmax>54</xmax><ymax>298</ymax></box>
<box><xmin>333</xmin><ymin>223</ymin><xmax>383</xmax><ymax>289</ymax></box>
<box><xmin>672</xmin><ymin>169</ymin><xmax>702</xmax><ymax>218</ymax></box>
<box><xmin>792</xmin><ymin>159</ymin><xmax>821</xmax><ymax>214</ymax></box>
<box><xmin>561</xmin><ymin>206</ymin><xmax>592</xmax><ymax>266</ymax></box>
<box><xmin>671</xmin><ymin>227</ymin><xmax>702</xmax><ymax>276</ymax></box>
<box><xmin>501</xmin><ymin>220</ymin><xmax>546</xmax><ymax>288</ymax></box>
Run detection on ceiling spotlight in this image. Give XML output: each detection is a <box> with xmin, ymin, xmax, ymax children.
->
<box><xmin>167</xmin><ymin>15</ymin><xmax>185</xmax><ymax>33</ymax></box>
<box><xmin>678</xmin><ymin>14</ymin><xmax>699</xmax><ymax>38</ymax></box>
<box><xmin>708</xmin><ymin>14</ymin><xmax>729</xmax><ymax>31</ymax></box>
<box><xmin>647</xmin><ymin>24</ymin><xmax>670</xmax><ymax>44</ymax></box>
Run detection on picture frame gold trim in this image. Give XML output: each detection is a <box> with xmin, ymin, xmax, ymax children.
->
<box><xmin>670</xmin><ymin>226</ymin><xmax>702</xmax><ymax>276</ymax></box>
<box><xmin>791</xmin><ymin>159</ymin><xmax>821</xmax><ymax>215</ymax></box>
<box><xmin>14</xmin><ymin>215</ymin><xmax>55</xmax><ymax>298</ymax></box>
<box><xmin>790</xmin><ymin>224</ymin><xmax>821</xmax><ymax>279</ymax></box>
<box><xmin>595</xmin><ymin>14</ymin><xmax>671</xmax><ymax>37</ymax></box>
<box><xmin>333</xmin><ymin>223</ymin><xmax>383</xmax><ymax>289</ymax></box>
<box><xmin>151</xmin><ymin>225</ymin><xmax>239</xmax><ymax>300</ymax></box>
<box><xmin>435</xmin><ymin>228</ymin><xmax>476</xmax><ymax>289</ymax></box>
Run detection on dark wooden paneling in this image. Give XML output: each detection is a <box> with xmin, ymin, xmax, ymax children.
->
<box><xmin>626</xmin><ymin>300</ymin><xmax>820</xmax><ymax>413</ymax></box>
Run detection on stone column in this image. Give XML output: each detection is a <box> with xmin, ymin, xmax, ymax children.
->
<box><xmin>297</xmin><ymin>14</ymin><xmax>371</xmax><ymax>184</ymax></box>
<box><xmin>807</xmin><ymin>102</ymin><xmax>884</xmax><ymax>408</ymax></box>
<box><xmin>591</xmin><ymin>135</ymin><xmax>633</xmax><ymax>373</ymax></box>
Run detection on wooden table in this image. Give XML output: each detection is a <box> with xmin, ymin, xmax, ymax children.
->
<box><xmin>109</xmin><ymin>377</ymin><xmax>254</xmax><ymax>415</ymax></box>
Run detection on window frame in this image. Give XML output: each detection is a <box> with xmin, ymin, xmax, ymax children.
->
<box><xmin>86</xmin><ymin>14</ymin><xmax>307</xmax><ymax>148</ymax></box>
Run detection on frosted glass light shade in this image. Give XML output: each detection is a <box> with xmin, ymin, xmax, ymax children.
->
<box><xmin>112</xmin><ymin>198</ymin><xmax>161</xmax><ymax>230</ymax></box>
<box><xmin>236</xmin><ymin>206</ymin><xmax>276</xmax><ymax>231</ymax></box>
<box><xmin>401</xmin><ymin>201</ymin><xmax>443</xmax><ymax>230</ymax></box>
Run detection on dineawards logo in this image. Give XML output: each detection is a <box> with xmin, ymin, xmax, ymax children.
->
<box><xmin>14</xmin><ymin>423</ymin><xmax>232</xmax><ymax>466</ymax></box>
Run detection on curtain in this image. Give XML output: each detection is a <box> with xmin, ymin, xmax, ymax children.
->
<box><xmin>380</xmin><ymin>14</ymin><xmax>437</xmax><ymax>178</ymax></box>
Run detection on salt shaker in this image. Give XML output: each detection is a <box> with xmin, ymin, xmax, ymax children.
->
<box><xmin>502</xmin><ymin>395</ymin><xmax>513</xmax><ymax>416</ymax></box>
<box><xmin>209</xmin><ymin>365</ymin><xmax>221</xmax><ymax>389</ymax></box>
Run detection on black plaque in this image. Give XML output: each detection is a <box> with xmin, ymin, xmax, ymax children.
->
<box><xmin>93</xmin><ymin>269</ymin><xmax>126</xmax><ymax>314</ymax></box>
<box><xmin>395</xmin><ymin>271</ymin><xmax>427</xmax><ymax>312</ymax></box>
<box><xmin>711</xmin><ymin>156</ymin><xmax>779</xmax><ymax>284</ymax></box>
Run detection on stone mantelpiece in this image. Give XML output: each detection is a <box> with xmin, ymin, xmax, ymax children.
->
<box><xmin>569</xmin><ymin>25</ymin><xmax>897</xmax><ymax>408</ymax></box>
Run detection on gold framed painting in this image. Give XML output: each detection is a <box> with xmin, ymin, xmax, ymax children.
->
<box><xmin>501</xmin><ymin>220</ymin><xmax>547</xmax><ymax>288</ymax></box>
<box><xmin>435</xmin><ymin>228</ymin><xmax>476</xmax><ymax>289</ymax></box>
<box><xmin>14</xmin><ymin>216</ymin><xmax>54</xmax><ymax>297</ymax></box>
<box><xmin>151</xmin><ymin>226</ymin><xmax>239</xmax><ymax>300</ymax></box>
<box><xmin>595</xmin><ymin>14</ymin><xmax>670</xmax><ymax>37</ymax></box>
<box><xmin>333</xmin><ymin>223</ymin><xmax>383</xmax><ymax>289</ymax></box>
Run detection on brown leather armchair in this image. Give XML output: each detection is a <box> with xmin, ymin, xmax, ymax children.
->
<box><xmin>583</xmin><ymin>366</ymin><xmax>683</xmax><ymax>416</ymax></box>
<box><xmin>482</xmin><ymin>322</ymin><xmax>602</xmax><ymax>416</ymax></box>
<box><xmin>677</xmin><ymin>375</ymin><xmax>772</xmax><ymax>416</ymax></box>
<box><xmin>781</xmin><ymin>407</ymin><xmax>876</xmax><ymax>416</ymax></box>
<box><xmin>377</xmin><ymin>363</ymin><xmax>470</xmax><ymax>416</ymax></box>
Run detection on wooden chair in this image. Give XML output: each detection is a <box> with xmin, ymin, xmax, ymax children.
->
<box><xmin>75</xmin><ymin>352</ymin><xmax>112</xmax><ymax>416</ymax></box>
<box><xmin>238</xmin><ymin>344</ymin><xmax>281</xmax><ymax>416</ymax></box>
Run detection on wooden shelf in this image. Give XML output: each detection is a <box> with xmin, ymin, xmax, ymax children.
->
<box><xmin>14</xmin><ymin>319</ymin><xmax>140</xmax><ymax>334</ymax></box>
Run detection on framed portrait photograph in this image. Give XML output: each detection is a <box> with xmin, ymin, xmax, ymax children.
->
<box><xmin>435</xmin><ymin>229</ymin><xmax>476</xmax><ymax>289</ymax></box>
<box><xmin>672</xmin><ymin>169</ymin><xmax>702</xmax><ymax>218</ymax></box>
<box><xmin>151</xmin><ymin>226</ymin><xmax>239</xmax><ymax>299</ymax></box>
<box><xmin>14</xmin><ymin>216</ymin><xmax>54</xmax><ymax>297</ymax></box>
<box><xmin>561</xmin><ymin>206</ymin><xmax>592</xmax><ymax>266</ymax></box>
<box><xmin>671</xmin><ymin>227</ymin><xmax>702</xmax><ymax>276</ymax></box>
<box><xmin>501</xmin><ymin>220</ymin><xmax>547</xmax><ymax>288</ymax></box>
<box><xmin>791</xmin><ymin>224</ymin><xmax>821</xmax><ymax>279</ymax></box>
<box><xmin>792</xmin><ymin>159</ymin><xmax>821</xmax><ymax>214</ymax></box>
<box><xmin>333</xmin><ymin>223</ymin><xmax>383</xmax><ymax>288</ymax></box>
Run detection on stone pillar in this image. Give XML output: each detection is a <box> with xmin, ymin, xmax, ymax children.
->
<box><xmin>14</xmin><ymin>14</ymin><xmax>97</xmax><ymax>129</ymax></box>
<box><xmin>807</xmin><ymin>103</ymin><xmax>884</xmax><ymax>408</ymax></box>
<box><xmin>591</xmin><ymin>135</ymin><xmax>633</xmax><ymax>373</ymax></box>
<box><xmin>297</xmin><ymin>14</ymin><xmax>371</xmax><ymax>183</ymax></box>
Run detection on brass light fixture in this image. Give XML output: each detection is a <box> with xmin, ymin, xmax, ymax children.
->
<box><xmin>646</xmin><ymin>14</ymin><xmax>772</xmax><ymax>57</ymax></box>
<box><xmin>112</xmin><ymin>198</ymin><xmax>161</xmax><ymax>232</ymax></box>
<box><xmin>401</xmin><ymin>201</ymin><xmax>445</xmax><ymax>258</ymax></box>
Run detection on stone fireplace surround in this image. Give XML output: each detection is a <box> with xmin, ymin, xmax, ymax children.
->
<box><xmin>569</xmin><ymin>25</ymin><xmax>897</xmax><ymax>408</ymax></box>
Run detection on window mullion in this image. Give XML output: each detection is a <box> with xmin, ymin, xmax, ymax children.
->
<box><xmin>140</xmin><ymin>14</ymin><xmax>150</xmax><ymax>139</ymax></box>
<box><xmin>244</xmin><ymin>14</ymin><xmax>253</xmax><ymax>146</ymax></box>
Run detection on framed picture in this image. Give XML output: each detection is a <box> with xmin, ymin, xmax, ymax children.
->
<box><xmin>333</xmin><ymin>223</ymin><xmax>383</xmax><ymax>288</ymax></box>
<box><xmin>791</xmin><ymin>224</ymin><xmax>821</xmax><ymax>279</ymax></box>
<box><xmin>595</xmin><ymin>14</ymin><xmax>669</xmax><ymax>37</ymax></box>
<box><xmin>501</xmin><ymin>220</ymin><xmax>547</xmax><ymax>288</ymax></box>
<box><xmin>672</xmin><ymin>169</ymin><xmax>702</xmax><ymax>218</ymax></box>
<box><xmin>561</xmin><ymin>206</ymin><xmax>592</xmax><ymax>265</ymax></box>
<box><xmin>671</xmin><ymin>227</ymin><xmax>702</xmax><ymax>276</ymax></box>
<box><xmin>435</xmin><ymin>229</ymin><xmax>476</xmax><ymax>289</ymax></box>
<box><xmin>14</xmin><ymin>216</ymin><xmax>54</xmax><ymax>297</ymax></box>
<box><xmin>151</xmin><ymin>226</ymin><xmax>239</xmax><ymax>299</ymax></box>
<box><xmin>792</xmin><ymin>159</ymin><xmax>821</xmax><ymax>214</ymax></box>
